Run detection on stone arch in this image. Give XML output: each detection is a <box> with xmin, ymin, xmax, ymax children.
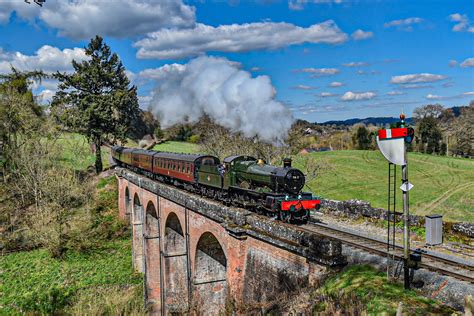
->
<box><xmin>132</xmin><ymin>193</ymin><xmax>144</xmax><ymax>272</ymax></box>
<box><xmin>193</xmin><ymin>232</ymin><xmax>227</xmax><ymax>315</ymax></box>
<box><xmin>163</xmin><ymin>212</ymin><xmax>188</xmax><ymax>312</ymax></box>
<box><xmin>144</xmin><ymin>201</ymin><xmax>160</xmax><ymax>309</ymax></box>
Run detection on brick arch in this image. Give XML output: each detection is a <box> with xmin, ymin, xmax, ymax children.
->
<box><xmin>132</xmin><ymin>193</ymin><xmax>144</xmax><ymax>272</ymax></box>
<box><xmin>124</xmin><ymin>186</ymin><xmax>131</xmax><ymax>219</ymax></box>
<box><xmin>193</xmin><ymin>231</ymin><xmax>227</xmax><ymax>315</ymax></box>
<box><xmin>144</xmin><ymin>201</ymin><xmax>161</xmax><ymax>309</ymax></box>
<box><xmin>163</xmin><ymin>212</ymin><xmax>188</xmax><ymax>312</ymax></box>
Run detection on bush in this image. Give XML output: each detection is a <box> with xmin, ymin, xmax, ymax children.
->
<box><xmin>18</xmin><ymin>285</ymin><xmax>73</xmax><ymax>314</ymax></box>
<box><xmin>189</xmin><ymin>134</ymin><xmax>200</xmax><ymax>143</ymax></box>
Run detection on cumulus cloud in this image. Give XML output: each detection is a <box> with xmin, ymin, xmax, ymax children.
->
<box><xmin>292</xmin><ymin>84</ymin><xmax>317</xmax><ymax>90</ymax></box>
<box><xmin>342</xmin><ymin>61</ymin><xmax>369</xmax><ymax>67</ymax></box>
<box><xmin>0</xmin><ymin>45</ymin><xmax>87</xmax><ymax>74</ymax></box>
<box><xmin>351</xmin><ymin>29</ymin><xmax>373</xmax><ymax>40</ymax></box>
<box><xmin>460</xmin><ymin>57</ymin><xmax>474</xmax><ymax>68</ymax></box>
<box><xmin>329</xmin><ymin>81</ymin><xmax>343</xmax><ymax>87</ymax></box>
<box><xmin>0</xmin><ymin>0</ymin><xmax>196</xmax><ymax>39</ymax></box>
<box><xmin>384</xmin><ymin>17</ymin><xmax>423</xmax><ymax>31</ymax></box>
<box><xmin>138</xmin><ymin>63</ymin><xmax>186</xmax><ymax>81</ymax></box>
<box><xmin>134</xmin><ymin>20</ymin><xmax>348</xmax><ymax>59</ymax></box>
<box><xmin>37</xmin><ymin>89</ymin><xmax>55</xmax><ymax>104</ymax></box>
<box><xmin>295</xmin><ymin>67</ymin><xmax>340</xmax><ymax>76</ymax></box>
<box><xmin>387</xmin><ymin>91</ymin><xmax>404</xmax><ymax>96</ymax></box>
<box><xmin>149</xmin><ymin>55</ymin><xmax>293</xmax><ymax>142</ymax></box>
<box><xmin>288</xmin><ymin>0</ymin><xmax>343</xmax><ymax>11</ymax></box>
<box><xmin>463</xmin><ymin>92</ymin><xmax>474</xmax><ymax>96</ymax></box>
<box><xmin>319</xmin><ymin>92</ymin><xmax>336</xmax><ymax>97</ymax></box>
<box><xmin>390</xmin><ymin>73</ymin><xmax>447</xmax><ymax>84</ymax></box>
<box><xmin>448</xmin><ymin>13</ymin><xmax>474</xmax><ymax>33</ymax></box>
<box><xmin>341</xmin><ymin>91</ymin><xmax>376</xmax><ymax>101</ymax></box>
<box><xmin>448</xmin><ymin>59</ymin><xmax>458</xmax><ymax>67</ymax></box>
<box><xmin>399</xmin><ymin>84</ymin><xmax>433</xmax><ymax>89</ymax></box>
<box><xmin>426</xmin><ymin>94</ymin><xmax>443</xmax><ymax>100</ymax></box>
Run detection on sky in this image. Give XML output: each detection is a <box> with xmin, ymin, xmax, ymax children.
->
<box><xmin>0</xmin><ymin>0</ymin><xmax>473</xmax><ymax>125</ymax></box>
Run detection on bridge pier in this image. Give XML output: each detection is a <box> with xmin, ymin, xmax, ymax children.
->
<box><xmin>117</xmin><ymin>168</ymin><xmax>346</xmax><ymax>314</ymax></box>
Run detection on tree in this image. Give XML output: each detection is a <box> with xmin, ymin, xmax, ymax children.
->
<box><xmin>417</xmin><ymin>116</ymin><xmax>442</xmax><ymax>154</ymax></box>
<box><xmin>454</xmin><ymin>102</ymin><xmax>474</xmax><ymax>156</ymax></box>
<box><xmin>413</xmin><ymin>104</ymin><xmax>444</xmax><ymax>121</ymax></box>
<box><xmin>52</xmin><ymin>36</ymin><xmax>139</xmax><ymax>173</ymax></box>
<box><xmin>352</xmin><ymin>125</ymin><xmax>371</xmax><ymax>150</ymax></box>
<box><xmin>0</xmin><ymin>68</ymin><xmax>46</xmax><ymax>177</ymax></box>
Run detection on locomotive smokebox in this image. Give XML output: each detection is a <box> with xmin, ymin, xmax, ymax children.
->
<box><xmin>283</xmin><ymin>158</ymin><xmax>292</xmax><ymax>168</ymax></box>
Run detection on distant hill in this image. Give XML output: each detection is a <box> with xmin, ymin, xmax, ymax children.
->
<box><xmin>320</xmin><ymin>116</ymin><xmax>414</xmax><ymax>126</ymax></box>
<box><xmin>319</xmin><ymin>106</ymin><xmax>466</xmax><ymax>126</ymax></box>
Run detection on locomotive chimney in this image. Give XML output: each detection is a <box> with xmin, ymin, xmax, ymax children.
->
<box><xmin>283</xmin><ymin>158</ymin><xmax>292</xmax><ymax>168</ymax></box>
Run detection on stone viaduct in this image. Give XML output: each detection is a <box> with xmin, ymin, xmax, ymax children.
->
<box><xmin>116</xmin><ymin>168</ymin><xmax>346</xmax><ymax>315</ymax></box>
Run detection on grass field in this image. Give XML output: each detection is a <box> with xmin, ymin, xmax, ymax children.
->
<box><xmin>297</xmin><ymin>150</ymin><xmax>474</xmax><ymax>222</ymax></box>
<box><xmin>0</xmin><ymin>239</ymin><xmax>143</xmax><ymax>315</ymax></box>
<box><xmin>152</xmin><ymin>141</ymin><xmax>201</xmax><ymax>153</ymax></box>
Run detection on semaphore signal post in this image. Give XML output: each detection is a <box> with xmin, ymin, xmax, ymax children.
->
<box><xmin>376</xmin><ymin>113</ymin><xmax>418</xmax><ymax>289</ymax></box>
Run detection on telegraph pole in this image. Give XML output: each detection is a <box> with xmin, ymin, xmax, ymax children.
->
<box><xmin>402</xmin><ymin>162</ymin><xmax>410</xmax><ymax>289</ymax></box>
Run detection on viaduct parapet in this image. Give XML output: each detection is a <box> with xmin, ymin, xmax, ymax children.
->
<box><xmin>116</xmin><ymin>168</ymin><xmax>345</xmax><ymax>314</ymax></box>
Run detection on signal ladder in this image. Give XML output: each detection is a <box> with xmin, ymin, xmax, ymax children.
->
<box><xmin>387</xmin><ymin>163</ymin><xmax>402</xmax><ymax>279</ymax></box>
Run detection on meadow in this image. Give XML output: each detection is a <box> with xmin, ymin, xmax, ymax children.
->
<box><xmin>298</xmin><ymin>150</ymin><xmax>474</xmax><ymax>222</ymax></box>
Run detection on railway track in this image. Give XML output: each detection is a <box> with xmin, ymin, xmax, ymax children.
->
<box><xmin>301</xmin><ymin>219</ymin><xmax>474</xmax><ymax>284</ymax></box>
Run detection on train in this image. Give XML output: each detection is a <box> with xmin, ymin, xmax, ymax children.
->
<box><xmin>111</xmin><ymin>146</ymin><xmax>320</xmax><ymax>223</ymax></box>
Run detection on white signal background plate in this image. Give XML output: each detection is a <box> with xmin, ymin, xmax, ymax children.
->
<box><xmin>376</xmin><ymin>136</ymin><xmax>406</xmax><ymax>166</ymax></box>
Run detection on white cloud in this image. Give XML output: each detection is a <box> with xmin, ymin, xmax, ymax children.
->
<box><xmin>448</xmin><ymin>13</ymin><xmax>474</xmax><ymax>33</ymax></box>
<box><xmin>296</xmin><ymin>67</ymin><xmax>339</xmax><ymax>76</ymax></box>
<box><xmin>288</xmin><ymin>0</ymin><xmax>343</xmax><ymax>11</ymax></box>
<box><xmin>387</xmin><ymin>91</ymin><xmax>404</xmax><ymax>96</ymax></box>
<box><xmin>341</xmin><ymin>91</ymin><xmax>376</xmax><ymax>101</ymax></box>
<box><xmin>0</xmin><ymin>0</ymin><xmax>196</xmax><ymax>39</ymax></box>
<box><xmin>342</xmin><ymin>61</ymin><xmax>369</xmax><ymax>67</ymax></box>
<box><xmin>149</xmin><ymin>55</ymin><xmax>294</xmax><ymax>142</ymax></box>
<box><xmin>0</xmin><ymin>45</ymin><xmax>87</xmax><ymax>74</ymax></box>
<box><xmin>448</xmin><ymin>60</ymin><xmax>458</xmax><ymax>67</ymax></box>
<box><xmin>390</xmin><ymin>73</ymin><xmax>447</xmax><ymax>84</ymax></box>
<box><xmin>137</xmin><ymin>64</ymin><xmax>186</xmax><ymax>81</ymax></box>
<box><xmin>135</xmin><ymin>20</ymin><xmax>348</xmax><ymax>59</ymax></box>
<box><xmin>351</xmin><ymin>29</ymin><xmax>373</xmax><ymax>40</ymax></box>
<box><xmin>293</xmin><ymin>85</ymin><xmax>317</xmax><ymax>90</ymax></box>
<box><xmin>250</xmin><ymin>67</ymin><xmax>261</xmax><ymax>72</ymax></box>
<box><xmin>320</xmin><ymin>92</ymin><xmax>336</xmax><ymax>97</ymax></box>
<box><xmin>463</xmin><ymin>92</ymin><xmax>474</xmax><ymax>96</ymax></box>
<box><xmin>384</xmin><ymin>17</ymin><xmax>423</xmax><ymax>31</ymax></box>
<box><xmin>426</xmin><ymin>94</ymin><xmax>443</xmax><ymax>100</ymax></box>
<box><xmin>399</xmin><ymin>84</ymin><xmax>432</xmax><ymax>89</ymax></box>
<box><xmin>37</xmin><ymin>89</ymin><xmax>55</xmax><ymax>104</ymax></box>
<box><xmin>329</xmin><ymin>81</ymin><xmax>343</xmax><ymax>87</ymax></box>
<box><xmin>460</xmin><ymin>57</ymin><xmax>474</xmax><ymax>68</ymax></box>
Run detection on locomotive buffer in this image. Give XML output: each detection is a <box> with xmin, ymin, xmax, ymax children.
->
<box><xmin>376</xmin><ymin>113</ymin><xmax>417</xmax><ymax>289</ymax></box>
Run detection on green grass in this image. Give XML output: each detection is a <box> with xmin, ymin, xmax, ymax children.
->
<box><xmin>319</xmin><ymin>265</ymin><xmax>455</xmax><ymax>315</ymax></box>
<box><xmin>0</xmin><ymin>239</ymin><xmax>142</xmax><ymax>315</ymax></box>
<box><xmin>152</xmin><ymin>140</ymin><xmax>201</xmax><ymax>154</ymax></box>
<box><xmin>56</xmin><ymin>133</ymin><xmax>111</xmax><ymax>171</ymax></box>
<box><xmin>296</xmin><ymin>150</ymin><xmax>474</xmax><ymax>222</ymax></box>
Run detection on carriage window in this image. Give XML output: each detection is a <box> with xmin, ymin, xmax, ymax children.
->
<box><xmin>178</xmin><ymin>163</ymin><xmax>181</xmax><ymax>172</ymax></box>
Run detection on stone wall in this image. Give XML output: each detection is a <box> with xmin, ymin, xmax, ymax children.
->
<box><xmin>320</xmin><ymin>199</ymin><xmax>474</xmax><ymax>238</ymax></box>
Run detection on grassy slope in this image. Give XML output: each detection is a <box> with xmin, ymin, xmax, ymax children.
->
<box><xmin>318</xmin><ymin>265</ymin><xmax>455</xmax><ymax>315</ymax></box>
<box><xmin>0</xmin><ymin>239</ymin><xmax>142</xmax><ymax>315</ymax></box>
<box><xmin>297</xmin><ymin>150</ymin><xmax>474</xmax><ymax>222</ymax></box>
<box><xmin>152</xmin><ymin>140</ymin><xmax>201</xmax><ymax>153</ymax></box>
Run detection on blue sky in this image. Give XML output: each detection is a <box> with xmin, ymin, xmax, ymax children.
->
<box><xmin>0</xmin><ymin>0</ymin><xmax>473</xmax><ymax>124</ymax></box>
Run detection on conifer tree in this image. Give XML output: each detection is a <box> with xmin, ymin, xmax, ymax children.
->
<box><xmin>53</xmin><ymin>36</ymin><xmax>139</xmax><ymax>173</ymax></box>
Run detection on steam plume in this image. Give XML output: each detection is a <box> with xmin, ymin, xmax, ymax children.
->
<box><xmin>149</xmin><ymin>55</ymin><xmax>294</xmax><ymax>142</ymax></box>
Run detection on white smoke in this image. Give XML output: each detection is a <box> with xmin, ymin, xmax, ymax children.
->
<box><xmin>149</xmin><ymin>55</ymin><xmax>294</xmax><ymax>142</ymax></box>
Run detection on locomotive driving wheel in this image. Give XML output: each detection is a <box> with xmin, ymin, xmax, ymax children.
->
<box><xmin>279</xmin><ymin>210</ymin><xmax>291</xmax><ymax>223</ymax></box>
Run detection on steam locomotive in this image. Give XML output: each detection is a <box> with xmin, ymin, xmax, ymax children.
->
<box><xmin>112</xmin><ymin>146</ymin><xmax>320</xmax><ymax>223</ymax></box>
